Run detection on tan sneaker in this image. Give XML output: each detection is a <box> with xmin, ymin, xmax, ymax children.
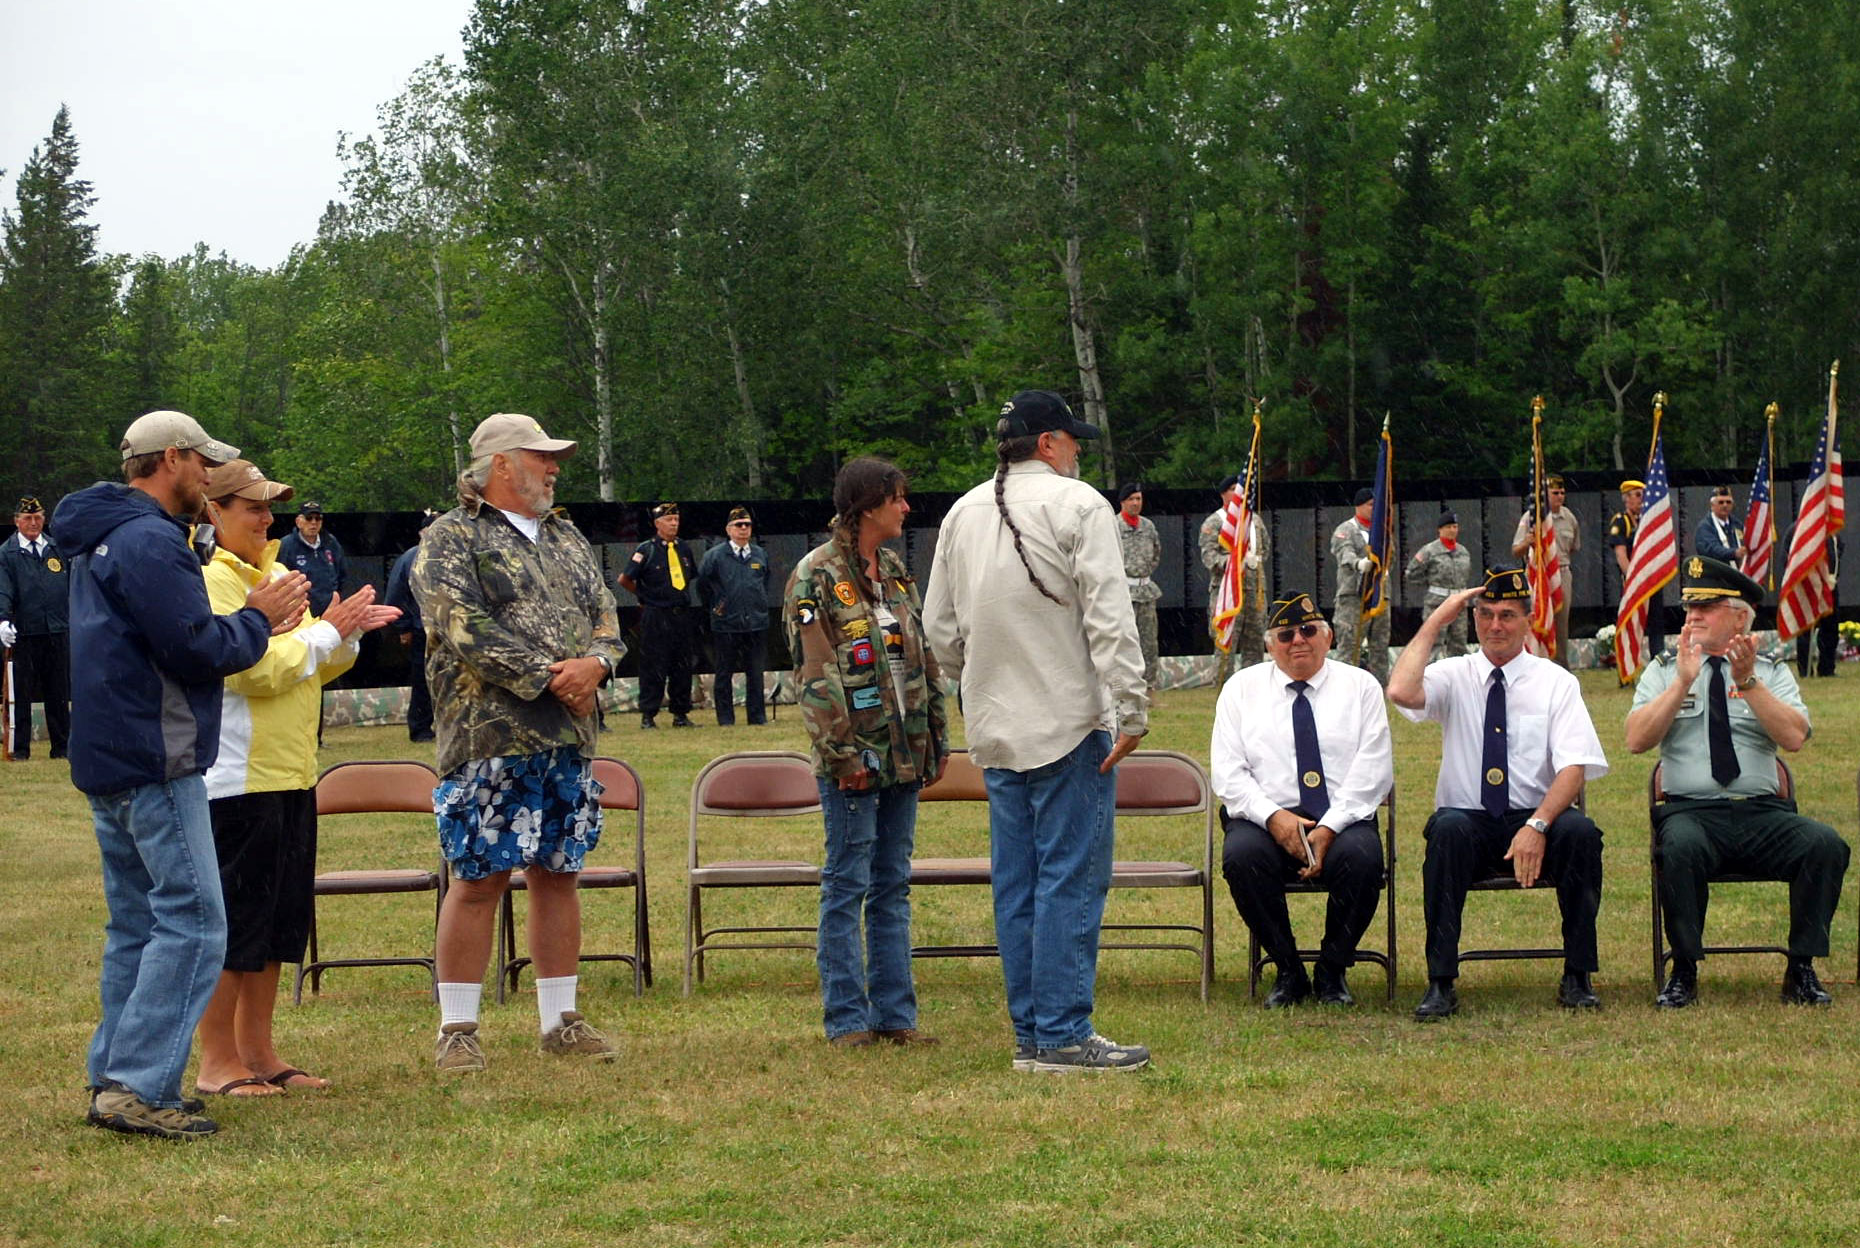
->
<box><xmin>434</xmin><ymin>1021</ymin><xmax>487</xmax><ymax>1073</ymax></box>
<box><xmin>87</xmin><ymin>1084</ymin><xmax>218</xmax><ymax>1140</ymax></box>
<box><xmin>540</xmin><ymin>1011</ymin><xmax>617</xmax><ymax>1061</ymax></box>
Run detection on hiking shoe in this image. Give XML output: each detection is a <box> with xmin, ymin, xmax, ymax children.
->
<box><xmin>435</xmin><ymin>1021</ymin><xmax>487</xmax><ymax>1072</ymax></box>
<box><xmin>87</xmin><ymin>1085</ymin><xmax>218</xmax><ymax>1140</ymax></box>
<box><xmin>829</xmin><ymin>1030</ymin><xmax>874</xmax><ymax>1048</ymax></box>
<box><xmin>1012</xmin><ymin>1041</ymin><xmax>1037</xmax><ymax>1072</ymax></box>
<box><xmin>1032</xmin><ymin>1033</ymin><xmax>1150</xmax><ymax>1073</ymax></box>
<box><xmin>540</xmin><ymin>1011</ymin><xmax>618</xmax><ymax>1060</ymax></box>
<box><xmin>874</xmin><ymin>1028</ymin><xmax>940</xmax><ymax>1046</ymax></box>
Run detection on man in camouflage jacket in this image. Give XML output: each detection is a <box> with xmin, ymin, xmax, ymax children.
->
<box><xmin>1116</xmin><ymin>483</ymin><xmax>1163</xmax><ymax>695</ymax></box>
<box><xmin>1200</xmin><ymin>476</ymin><xmax>1271</xmax><ymax>680</ymax></box>
<box><xmin>1403</xmin><ymin>510</ymin><xmax>1473</xmax><ymax>663</ymax></box>
<box><xmin>784</xmin><ymin>534</ymin><xmax>946</xmax><ymax>787</ymax></box>
<box><xmin>412</xmin><ymin>413</ymin><xmax>627</xmax><ymax>1072</ymax></box>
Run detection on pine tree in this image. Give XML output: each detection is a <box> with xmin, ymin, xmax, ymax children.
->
<box><xmin>0</xmin><ymin>105</ymin><xmax>118</xmax><ymax>507</ymax></box>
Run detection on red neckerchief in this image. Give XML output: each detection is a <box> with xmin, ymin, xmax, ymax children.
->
<box><xmin>1441</xmin><ymin>537</ymin><xmax>1458</xmax><ymax>551</ymax></box>
<box><xmin>1120</xmin><ymin>510</ymin><xmax>1140</xmax><ymax>528</ymax></box>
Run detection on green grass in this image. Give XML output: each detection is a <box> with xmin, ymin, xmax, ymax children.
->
<box><xmin>6</xmin><ymin>668</ymin><xmax>1860</xmax><ymax>1246</ymax></box>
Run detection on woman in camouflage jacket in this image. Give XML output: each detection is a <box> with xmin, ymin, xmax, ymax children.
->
<box><xmin>783</xmin><ymin>457</ymin><xmax>948</xmax><ymax>1047</ymax></box>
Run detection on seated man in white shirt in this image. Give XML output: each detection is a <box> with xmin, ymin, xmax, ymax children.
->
<box><xmin>1212</xmin><ymin>593</ymin><xmax>1393</xmax><ymax>1007</ymax></box>
<box><xmin>1389</xmin><ymin>565</ymin><xmax>1611</xmax><ymax>1021</ymax></box>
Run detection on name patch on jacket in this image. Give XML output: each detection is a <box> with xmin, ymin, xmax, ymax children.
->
<box><xmin>851</xmin><ymin>687</ymin><xmax>882</xmax><ymax>710</ymax></box>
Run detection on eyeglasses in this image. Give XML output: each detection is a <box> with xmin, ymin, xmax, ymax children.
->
<box><xmin>728</xmin><ymin>520</ymin><xmax>751</xmax><ymax>527</ymax></box>
<box><xmin>1273</xmin><ymin>623</ymin><xmax>1324</xmax><ymax>644</ymax></box>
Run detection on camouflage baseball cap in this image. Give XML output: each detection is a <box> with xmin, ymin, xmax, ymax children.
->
<box><xmin>120</xmin><ymin>410</ymin><xmax>241</xmax><ymax>465</ymax></box>
<box><xmin>469</xmin><ymin>412</ymin><xmax>577</xmax><ymax>460</ymax></box>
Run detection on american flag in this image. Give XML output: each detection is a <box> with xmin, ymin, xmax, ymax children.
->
<box><xmin>1362</xmin><ymin>417</ymin><xmax>1394</xmax><ymax>619</ymax></box>
<box><xmin>1210</xmin><ymin>405</ymin><xmax>1263</xmax><ymax>654</ymax></box>
<box><xmin>1776</xmin><ymin>366</ymin><xmax>1845</xmax><ymax>641</ymax></box>
<box><xmin>1615</xmin><ymin>426</ymin><xmax>1678</xmax><ymax>683</ymax></box>
<box><xmin>1525</xmin><ymin>401</ymin><xmax>1561</xmax><ymax>657</ymax></box>
<box><xmin>1740</xmin><ymin>414</ymin><xmax>1776</xmax><ymax>587</ymax></box>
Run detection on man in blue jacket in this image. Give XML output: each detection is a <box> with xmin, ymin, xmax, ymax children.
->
<box><xmin>385</xmin><ymin>510</ymin><xmax>439</xmax><ymax>742</ymax></box>
<box><xmin>698</xmin><ymin>506</ymin><xmax>772</xmax><ymax>725</ymax></box>
<box><xmin>53</xmin><ymin>410</ymin><xmax>308</xmax><ymax>1141</ymax></box>
<box><xmin>278</xmin><ymin>500</ymin><xmax>345</xmax><ymax>616</ymax></box>
<box><xmin>0</xmin><ymin>495</ymin><xmax>70</xmax><ymax>759</ymax></box>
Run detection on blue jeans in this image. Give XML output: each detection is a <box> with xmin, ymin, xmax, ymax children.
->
<box><xmin>816</xmin><ymin>778</ymin><xmax>920</xmax><ymax>1039</ymax></box>
<box><xmin>985</xmin><ymin>731</ymin><xmax>1116</xmax><ymax>1050</ymax></box>
<box><xmin>86</xmin><ymin>775</ymin><xmax>227</xmax><ymax>1107</ymax></box>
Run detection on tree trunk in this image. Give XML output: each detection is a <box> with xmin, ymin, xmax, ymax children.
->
<box><xmin>1062</xmin><ymin>104</ymin><xmax>1113</xmax><ymax>484</ymax></box>
<box><xmin>591</xmin><ymin>264</ymin><xmax>614</xmax><ymax>501</ymax></box>
<box><xmin>430</xmin><ymin>248</ymin><xmax>463</xmax><ymax>477</ymax></box>
<box><xmin>722</xmin><ymin>299</ymin><xmax>764</xmax><ymax>490</ymax></box>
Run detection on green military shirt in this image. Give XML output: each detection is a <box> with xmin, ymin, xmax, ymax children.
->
<box><xmin>1633</xmin><ymin>652</ymin><xmax>1810</xmax><ymax>799</ymax></box>
<box><xmin>1403</xmin><ymin>538</ymin><xmax>1472</xmax><ymax>603</ymax></box>
<box><xmin>1118</xmin><ymin>514</ymin><xmax>1162</xmax><ymax>604</ymax></box>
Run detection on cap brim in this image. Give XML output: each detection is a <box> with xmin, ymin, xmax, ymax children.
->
<box><xmin>231</xmin><ymin>482</ymin><xmax>294</xmax><ymax>503</ymax></box>
<box><xmin>1062</xmin><ymin>417</ymin><xmax>1100</xmax><ymax>440</ymax></box>
<box><xmin>522</xmin><ymin>438</ymin><xmax>578</xmax><ymax>458</ymax></box>
<box><xmin>197</xmin><ymin>437</ymin><xmax>241</xmax><ymax>466</ymax></box>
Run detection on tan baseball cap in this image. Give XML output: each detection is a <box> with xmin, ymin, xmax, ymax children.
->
<box><xmin>204</xmin><ymin>459</ymin><xmax>295</xmax><ymax>503</ymax></box>
<box><xmin>119</xmin><ymin>410</ymin><xmax>241</xmax><ymax>465</ymax></box>
<box><xmin>469</xmin><ymin>412</ymin><xmax>577</xmax><ymax>460</ymax></box>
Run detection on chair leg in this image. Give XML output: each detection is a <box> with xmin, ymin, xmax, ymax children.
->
<box><xmin>494</xmin><ymin>890</ymin><xmax>514</xmax><ymax>1004</ymax></box>
<box><xmin>683</xmin><ymin>885</ymin><xmax>698</xmax><ymax>996</ymax></box>
<box><xmin>1385</xmin><ymin>869</ymin><xmax>1398</xmax><ymax>1003</ymax></box>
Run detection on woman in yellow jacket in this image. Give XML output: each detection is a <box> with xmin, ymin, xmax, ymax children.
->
<box><xmin>191</xmin><ymin>461</ymin><xmax>400</xmax><ymax>1097</ymax></box>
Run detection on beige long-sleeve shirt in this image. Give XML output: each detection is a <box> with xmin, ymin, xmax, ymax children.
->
<box><xmin>923</xmin><ymin>460</ymin><xmax>1148</xmax><ymax>771</ymax></box>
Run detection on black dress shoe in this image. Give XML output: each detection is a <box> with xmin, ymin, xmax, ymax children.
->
<box><xmin>1313</xmin><ymin>962</ymin><xmax>1354</xmax><ymax>1006</ymax></box>
<box><xmin>640</xmin><ymin>717</ymin><xmax>657</xmax><ymax>730</ymax></box>
<box><xmin>1263</xmin><ymin>968</ymin><xmax>1312</xmax><ymax>1009</ymax></box>
<box><xmin>1781</xmin><ymin>959</ymin><xmax>1833</xmax><ymax>1006</ymax></box>
<box><xmin>671</xmin><ymin>715</ymin><xmax>696</xmax><ymax>728</ymax></box>
<box><xmin>1655</xmin><ymin>967</ymin><xmax>1698</xmax><ymax>1009</ymax></box>
<box><xmin>1556</xmin><ymin>971</ymin><xmax>1601</xmax><ymax>1010</ymax></box>
<box><xmin>1413</xmin><ymin>978</ymin><xmax>1458</xmax><ymax>1022</ymax></box>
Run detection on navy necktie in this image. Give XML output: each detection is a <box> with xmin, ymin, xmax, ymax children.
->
<box><xmin>1708</xmin><ymin>657</ymin><xmax>1741</xmax><ymax>787</ymax></box>
<box><xmin>1481</xmin><ymin>667</ymin><xmax>1508</xmax><ymax>817</ymax></box>
<box><xmin>1289</xmin><ymin>680</ymin><xmax>1328</xmax><ymax>818</ymax></box>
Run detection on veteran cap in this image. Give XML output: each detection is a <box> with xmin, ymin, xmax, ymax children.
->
<box><xmin>728</xmin><ymin>506</ymin><xmax>752</xmax><ymax>523</ymax></box>
<box><xmin>119</xmin><ymin>410</ymin><xmax>240</xmax><ymax>465</ymax></box>
<box><xmin>14</xmin><ymin>496</ymin><xmax>43</xmax><ymax>515</ymax></box>
<box><xmin>1619</xmin><ymin>478</ymin><xmax>1645</xmax><ymax>492</ymax></box>
<box><xmin>469</xmin><ymin>412</ymin><xmax>577</xmax><ymax>460</ymax></box>
<box><xmin>651</xmin><ymin>501</ymin><xmax>680</xmax><ymax>520</ymax></box>
<box><xmin>1266</xmin><ymin>593</ymin><xmax>1326</xmax><ymax>631</ymax></box>
<box><xmin>1680</xmin><ymin>555</ymin><xmax>1764</xmax><ymax>606</ymax></box>
<box><xmin>1481</xmin><ymin>563</ymin><xmax>1532</xmax><ymax>601</ymax></box>
<box><xmin>297</xmin><ymin>501</ymin><xmax>324</xmax><ymax>516</ymax></box>
<box><xmin>204</xmin><ymin>460</ymin><xmax>295</xmax><ymax>504</ymax></box>
<box><xmin>996</xmin><ymin>390</ymin><xmax>1099</xmax><ymax>441</ymax></box>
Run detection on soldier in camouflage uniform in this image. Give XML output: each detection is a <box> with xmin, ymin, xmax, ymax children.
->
<box><xmin>1403</xmin><ymin>510</ymin><xmax>1473</xmax><ymax>663</ymax></box>
<box><xmin>1117</xmin><ymin>483</ymin><xmax>1163</xmax><ymax>693</ymax></box>
<box><xmin>784</xmin><ymin>457</ymin><xmax>947</xmax><ymax>1047</ymax></box>
<box><xmin>1200</xmin><ymin>475</ymin><xmax>1271</xmax><ymax>681</ymax></box>
<box><xmin>1331</xmin><ymin>488</ymin><xmax>1390</xmax><ymax>685</ymax></box>
<box><xmin>413</xmin><ymin>413</ymin><xmax>628</xmax><ymax>1073</ymax></box>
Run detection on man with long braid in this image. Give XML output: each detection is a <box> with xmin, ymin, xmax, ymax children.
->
<box><xmin>924</xmin><ymin>389</ymin><xmax>1152</xmax><ymax>1073</ymax></box>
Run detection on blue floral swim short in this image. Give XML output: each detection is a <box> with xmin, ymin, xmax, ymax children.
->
<box><xmin>433</xmin><ymin>746</ymin><xmax>605</xmax><ymax>881</ymax></box>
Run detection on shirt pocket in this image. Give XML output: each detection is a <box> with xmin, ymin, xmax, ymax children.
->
<box><xmin>1509</xmin><ymin>713</ymin><xmax>1549</xmax><ymax>770</ymax></box>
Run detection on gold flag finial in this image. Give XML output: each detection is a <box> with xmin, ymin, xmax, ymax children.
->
<box><xmin>1832</xmin><ymin>360</ymin><xmax>1841</xmax><ymax>380</ymax></box>
<box><xmin>1531</xmin><ymin>395</ymin><xmax>1545</xmax><ymax>415</ymax></box>
<box><xmin>1252</xmin><ymin>396</ymin><xmax>1265</xmax><ymax>420</ymax></box>
<box><xmin>1764</xmin><ymin>401</ymin><xmax>1779</xmax><ymax>422</ymax></box>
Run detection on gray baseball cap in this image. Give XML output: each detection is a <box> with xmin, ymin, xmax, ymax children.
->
<box><xmin>119</xmin><ymin>410</ymin><xmax>241</xmax><ymax>465</ymax></box>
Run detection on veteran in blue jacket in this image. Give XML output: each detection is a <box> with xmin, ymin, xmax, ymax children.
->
<box><xmin>698</xmin><ymin>506</ymin><xmax>772</xmax><ymax>725</ymax></box>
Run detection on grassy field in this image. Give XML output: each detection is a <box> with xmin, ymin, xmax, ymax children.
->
<box><xmin>6</xmin><ymin>667</ymin><xmax>1859</xmax><ymax>1246</ymax></box>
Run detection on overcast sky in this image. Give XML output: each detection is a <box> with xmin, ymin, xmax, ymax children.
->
<box><xmin>1</xmin><ymin>0</ymin><xmax>473</xmax><ymax>269</ymax></box>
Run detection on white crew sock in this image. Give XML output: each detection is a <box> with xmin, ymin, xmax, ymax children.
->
<box><xmin>536</xmin><ymin>975</ymin><xmax>578</xmax><ymax>1034</ymax></box>
<box><xmin>438</xmin><ymin>982</ymin><xmax>483</xmax><ymax>1029</ymax></box>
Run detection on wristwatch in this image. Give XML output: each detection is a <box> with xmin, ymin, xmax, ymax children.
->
<box><xmin>1735</xmin><ymin>673</ymin><xmax>1758</xmax><ymax>691</ymax></box>
<box><xmin>592</xmin><ymin>654</ymin><xmax>614</xmax><ymax>682</ymax></box>
<box><xmin>1524</xmin><ymin>817</ymin><xmax>1550</xmax><ymax>834</ymax></box>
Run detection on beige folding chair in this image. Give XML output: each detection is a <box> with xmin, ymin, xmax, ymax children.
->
<box><xmin>1650</xmin><ymin>759</ymin><xmax>1795</xmax><ymax>993</ymax></box>
<box><xmin>683</xmin><ymin>750</ymin><xmax>823</xmax><ymax>994</ymax></box>
<box><xmin>295</xmin><ymin>759</ymin><xmax>443</xmax><ymax>1002</ymax></box>
<box><xmin>495</xmin><ymin>756</ymin><xmax>652</xmax><ymax>1000</ymax></box>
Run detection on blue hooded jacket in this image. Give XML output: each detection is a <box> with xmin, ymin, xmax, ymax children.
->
<box><xmin>52</xmin><ymin>482</ymin><xmax>271</xmax><ymax>796</ymax></box>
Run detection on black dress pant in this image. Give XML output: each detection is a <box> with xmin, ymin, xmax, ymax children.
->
<box><xmin>1420</xmin><ymin>806</ymin><xmax>1603</xmax><ymax>979</ymax></box>
<box><xmin>406</xmin><ymin>629</ymin><xmax>433</xmax><ymax>739</ymax></box>
<box><xmin>1795</xmin><ymin>617</ymin><xmax>1838</xmax><ymax>677</ymax></box>
<box><xmin>711</xmin><ymin>629</ymin><xmax>767</xmax><ymax>725</ymax></box>
<box><xmin>1221</xmin><ymin>814</ymin><xmax>1383</xmax><ymax>972</ymax></box>
<box><xmin>7</xmin><ymin>631</ymin><xmax>69</xmax><ymax>757</ymax></box>
<box><xmin>638</xmin><ymin>605</ymin><xmax>695</xmax><ymax>718</ymax></box>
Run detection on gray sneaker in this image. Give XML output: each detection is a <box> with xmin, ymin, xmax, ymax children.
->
<box><xmin>434</xmin><ymin>1021</ymin><xmax>487</xmax><ymax>1072</ymax></box>
<box><xmin>1012</xmin><ymin>1041</ymin><xmax>1037</xmax><ymax>1072</ymax></box>
<box><xmin>540</xmin><ymin>1011</ymin><xmax>617</xmax><ymax>1061</ymax></box>
<box><xmin>87</xmin><ymin>1085</ymin><xmax>218</xmax><ymax>1140</ymax></box>
<box><xmin>1032</xmin><ymin>1033</ymin><xmax>1150</xmax><ymax>1073</ymax></box>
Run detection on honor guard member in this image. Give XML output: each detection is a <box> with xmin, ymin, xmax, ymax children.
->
<box><xmin>1403</xmin><ymin>509</ymin><xmax>1473</xmax><ymax>663</ymax></box>
<box><xmin>1607</xmin><ymin>478</ymin><xmax>1662</xmax><ymax>654</ymax></box>
<box><xmin>1625</xmin><ymin>556</ymin><xmax>1849</xmax><ymax>1008</ymax></box>
<box><xmin>1116</xmin><ymin>483</ymin><xmax>1163</xmax><ymax>695</ymax></box>
<box><xmin>0</xmin><ymin>495</ymin><xmax>71</xmax><ymax>758</ymax></box>
<box><xmin>1201</xmin><ymin>474</ymin><xmax>1270</xmax><ymax>677</ymax></box>
<box><xmin>1693</xmin><ymin>485</ymin><xmax>1745</xmax><ymax>564</ymax></box>
<box><xmin>277</xmin><ymin>500</ymin><xmax>345</xmax><ymax>616</ymax></box>
<box><xmin>385</xmin><ymin>510</ymin><xmax>441</xmax><ymax>742</ymax></box>
<box><xmin>1390</xmin><ymin>564</ymin><xmax>1610</xmax><ymax>1021</ymax></box>
<box><xmin>1211</xmin><ymin>593</ymin><xmax>1393</xmax><ymax>1007</ymax></box>
<box><xmin>698</xmin><ymin>506</ymin><xmax>772</xmax><ymax>725</ymax></box>
<box><xmin>1510</xmin><ymin>474</ymin><xmax>1579</xmax><ymax>667</ymax></box>
<box><xmin>1330</xmin><ymin>488</ymin><xmax>1389</xmax><ymax>685</ymax></box>
<box><xmin>619</xmin><ymin>502</ymin><xmax>699</xmax><ymax>728</ymax></box>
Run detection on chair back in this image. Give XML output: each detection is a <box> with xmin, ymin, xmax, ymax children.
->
<box><xmin>692</xmin><ymin>751</ymin><xmax>820</xmax><ymax>816</ymax></box>
<box><xmin>315</xmin><ymin>760</ymin><xmax>438</xmax><ymax>816</ymax></box>
<box><xmin>920</xmin><ymin>751</ymin><xmax>987</xmax><ymax>802</ymax></box>
<box><xmin>1114</xmin><ymin>751</ymin><xmax>1210</xmax><ymax>816</ymax></box>
<box><xmin>591</xmin><ymin>756</ymin><xmax>643</xmax><ymax>812</ymax></box>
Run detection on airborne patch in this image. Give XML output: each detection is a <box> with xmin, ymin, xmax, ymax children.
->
<box><xmin>850</xmin><ymin>641</ymin><xmax>875</xmax><ymax>668</ymax></box>
<box><xmin>833</xmin><ymin>581</ymin><xmax>857</xmax><ymax>606</ymax></box>
<box><xmin>796</xmin><ymin>598</ymin><xmax>818</xmax><ymax>626</ymax></box>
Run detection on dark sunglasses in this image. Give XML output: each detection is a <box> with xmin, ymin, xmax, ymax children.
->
<box><xmin>1273</xmin><ymin>622</ymin><xmax>1324</xmax><ymax>645</ymax></box>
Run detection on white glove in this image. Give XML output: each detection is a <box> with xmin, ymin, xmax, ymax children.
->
<box><xmin>1356</xmin><ymin>557</ymin><xmax>1371</xmax><ymax>574</ymax></box>
<box><xmin>0</xmin><ymin>621</ymin><xmax>15</xmax><ymax>648</ymax></box>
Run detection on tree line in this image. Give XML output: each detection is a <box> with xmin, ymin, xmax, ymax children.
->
<box><xmin>3</xmin><ymin>0</ymin><xmax>1856</xmax><ymax>517</ymax></box>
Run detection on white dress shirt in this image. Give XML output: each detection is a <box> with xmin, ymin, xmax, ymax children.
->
<box><xmin>923</xmin><ymin>459</ymin><xmax>1148</xmax><ymax>771</ymax></box>
<box><xmin>1396</xmin><ymin>649</ymin><xmax>1608</xmax><ymax>811</ymax></box>
<box><xmin>1210</xmin><ymin>657</ymin><xmax>1393</xmax><ymax>830</ymax></box>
